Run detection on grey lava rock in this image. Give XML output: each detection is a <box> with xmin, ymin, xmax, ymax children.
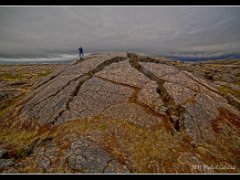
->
<box><xmin>0</xmin><ymin>159</ymin><xmax>14</xmax><ymax>170</ymax></box>
<box><xmin>67</xmin><ymin>139</ymin><xmax>129</xmax><ymax>173</ymax></box>
<box><xmin>0</xmin><ymin>149</ymin><xmax>9</xmax><ymax>159</ymax></box>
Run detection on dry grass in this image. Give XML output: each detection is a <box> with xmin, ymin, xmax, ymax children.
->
<box><xmin>218</xmin><ymin>85</ymin><xmax>240</xmax><ymax>99</ymax></box>
<box><xmin>49</xmin><ymin>115</ymin><xmax>190</xmax><ymax>173</ymax></box>
<box><xmin>0</xmin><ymin>127</ymin><xmax>38</xmax><ymax>154</ymax></box>
<box><xmin>0</xmin><ymin>70</ymin><xmax>52</xmax><ymax>81</ymax></box>
<box><xmin>37</xmin><ymin>69</ymin><xmax>53</xmax><ymax>77</ymax></box>
<box><xmin>0</xmin><ymin>94</ymin><xmax>25</xmax><ymax>117</ymax></box>
<box><xmin>1</xmin><ymin>112</ymin><xmax>239</xmax><ymax>173</ymax></box>
<box><xmin>183</xmin><ymin>96</ymin><xmax>197</xmax><ymax>105</ymax></box>
<box><xmin>47</xmin><ymin>113</ymin><xmax>240</xmax><ymax>173</ymax></box>
<box><xmin>0</xmin><ymin>65</ymin><xmax>57</xmax><ymax>119</ymax></box>
<box><xmin>205</xmin><ymin>108</ymin><xmax>240</xmax><ymax>169</ymax></box>
<box><xmin>0</xmin><ymin>73</ymin><xmax>24</xmax><ymax>81</ymax></box>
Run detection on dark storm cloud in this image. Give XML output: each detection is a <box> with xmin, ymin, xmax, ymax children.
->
<box><xmin>0</xmin><ymin>6</ymin><xmax>240</xmax><ymax>58</ymax></box>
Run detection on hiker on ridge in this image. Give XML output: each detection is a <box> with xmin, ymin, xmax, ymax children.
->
<box><xmin>78</xmin><ymin>47</ymin><xmax>84</xmax><ymax>59</ymax></box>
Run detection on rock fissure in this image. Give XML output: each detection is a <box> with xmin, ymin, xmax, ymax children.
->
<box><xmin>50</xmin><ymin>56</ymin><xmax>128</xmax><ymax>125</ymax></box>
<box><xmin>128</xmin><ymin>53</ymin><xmax>186</xmax><ymax>132</ymax></box>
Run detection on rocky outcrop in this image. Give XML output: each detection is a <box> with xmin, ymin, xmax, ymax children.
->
<box><xmin>1</xmin><ymin>52</ymin><xmax>240</xmax><ymax>173</ymax></box>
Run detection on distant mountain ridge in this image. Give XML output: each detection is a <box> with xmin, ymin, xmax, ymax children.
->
<box><xmin>167</xmin><ymin>53</ymin><xmax>240</xmax><ymax>62</ymax></box>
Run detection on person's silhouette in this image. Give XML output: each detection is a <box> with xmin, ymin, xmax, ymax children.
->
<box><xmin>78</xmin><ymin>47</ymin><xmax>84</xmax><ymax>59</ymax></box>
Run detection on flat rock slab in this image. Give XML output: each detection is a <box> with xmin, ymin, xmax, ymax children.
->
<box><xmin>103</xmin><ymin>102</ymin><xmax>163</xmax><ymax>128</ymax></box>
<box><xmin>60</xmin><ymin>77</ymin><xmax>135</xmax><ymax>124</ymax></box>
<box><xmin>0</xmin><ymin>159</ymin><xmax>14</xmax><ymax>170</ymax></box>
<box><xmin>67</xmin><ymin>139</ymin><xmax>128</xmax><ymax>173</ymax></box>
<box><xmin>139</xmin><ymin>62</ymin><xmax>180</xmax><ymax>77</ymax></box>
<box><xmin>183</xmin><ymin>93</ymin><xmax>219</xmax><ymax>143</ymax></box>
<box><xmin>26</xmin><ymin>135</ymin><xmax>129</xmax><ymax>173</ymax></box>
<box><xmin>137</xmin><ymin>81</ymin><xmax>164</xmax><ymax>110</ymax></box>
<box><xmin>95</xmin><ymin>60</ymin><xmax>150</xmax><ymax>88</ymax></box>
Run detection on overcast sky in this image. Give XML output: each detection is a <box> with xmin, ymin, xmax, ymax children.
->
<box><xmin>0</xmin><ymin>6</ymin><xmax>240</xmax><ymax>59</ymax></box>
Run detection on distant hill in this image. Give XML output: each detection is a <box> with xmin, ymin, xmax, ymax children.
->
<box><xmin>167</xmin><ymin>53</ymin><xmax>240</xmax><ymax>62</ymax></box>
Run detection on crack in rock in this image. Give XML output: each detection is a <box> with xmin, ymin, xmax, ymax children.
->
<box><xmin>182</xmin><ymin>71</ymin><xmax>240</xmax><ymax>110</ymax></box>
<box><xmin>50</xmin><ymin>56</ymin><xmax>127</xmax><ymax>125</ymax></box>
<box><xmin>128</xmin><ymin>53</ymin><xmax>186</xmax><ymax>132</ymax></box>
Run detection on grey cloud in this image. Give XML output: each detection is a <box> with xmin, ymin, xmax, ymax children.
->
<box><xmin>0</xmin><ymin>6</ymin><xmax>240</xmax><ymax>58</ymax></box>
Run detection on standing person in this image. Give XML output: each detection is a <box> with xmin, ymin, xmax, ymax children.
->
<box><xmin>78</xmin><ymin>47</ymin><xmax>84</xmax><ymax>59</ymax></box>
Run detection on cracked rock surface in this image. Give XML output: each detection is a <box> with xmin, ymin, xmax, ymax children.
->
<box><xmin>1</xmin><ymin>52</ymin><xmax>240</xmax><ymax>173</ymax></box>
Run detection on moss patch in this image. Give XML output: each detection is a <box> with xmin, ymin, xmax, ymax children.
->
<box><xmin>0</xmin><ymin>73</ymin><xmax>24</xmax><ymax>81</ymax></box>
<box><xmin>37</xmin><ymin>69</ymin><xmax>53</xmax><ymax>77</ymax></box>
<box><xmin>0</xmin><ymin>94</ymin><xmax>24</xmax><ymax>117</ymax></box>
<box><xmin>219</xmin><ymin>85</ymin><xmax>240</xmax><ymax>99</ymax></box>
<box><xmin>0</xmin><ymin>127</ymin><xmax>38</xmax><ymax>155</ymax></box>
